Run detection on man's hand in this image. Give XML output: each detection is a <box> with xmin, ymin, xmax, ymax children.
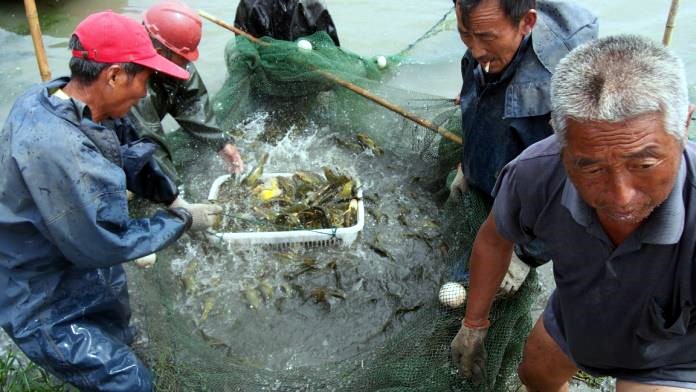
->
<box><xmin>450</xmin><ymin>165</ymin><xmax>467</xmax><ymax>202</ymax></box>
<box><xmin>170</xmin><ymin>196</ymin><xmax>223</xmax><ymax>231</ymax></box>
<box><xmin>499</xmin><ymin>254</ymin><xmax>531</xmax><ymax>297</ymax></box>
<box><xmin>451</xmin><ymin>320</ymin><xmax>488</xmax><ymax>385</ymax></box>
<box><xmin>219</xmin><ymin>143</ymin><xmax>244</xmax><ymax>174</ymax></box>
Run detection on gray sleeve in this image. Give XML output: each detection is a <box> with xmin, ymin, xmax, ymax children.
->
<box><xmin>170</xmin><ymin>64</ymin><xmax>232</xmax><ymax>151</ymax></box>
<box><xmin>491</xmin><ymin>160</ymin><xmax>537</xmax><ymax>245</ymax></box>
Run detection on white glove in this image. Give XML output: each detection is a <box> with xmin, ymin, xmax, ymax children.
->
<box><xmin>133</xmin><ymin>253</ymin><xmax>157</xmax><ymax>269</ymax></box>
<box><xmin>451</xmin><ymin>321</ymin><xmax>488</xmax><ymax>384</ymax></box>
<box><xmin>170</xmin><ymin>196</ymin><xmax>222</xmax><ymax>231</ymax></box>
<box><xmin>498</xmin><ymin>253</ymin><xmax>531</xmax><ymax>297</ymax></box>
<box><xmin>170</xmin><ymin>196</ymin><xmax>192</xmax><ymax>209</ymax></box>
<box><xmin>449</xmin><ymin>165</ymin><xmax>467</xmax><ymax>202</ymax></box>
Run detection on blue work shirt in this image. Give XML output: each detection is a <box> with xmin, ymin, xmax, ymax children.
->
<box><xmin>493</xmin><ymin>135</ymin><xmax>696</xmax><ymax>383</ymax></box>
<box><xmin>459</xmin><ymin>1</ymin><xmax>597</xmax><ymax>196</ymax></box>
<box><xmin>0</xmin><ymin>78</ymin><xmax>187</xmax><ymax>335</ymax></box>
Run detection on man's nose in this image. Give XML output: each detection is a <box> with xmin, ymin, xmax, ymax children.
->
<box><xmin>608</xmin><ymin>171</ymin><xmax>637</xmax><ymax>208</ymax></box>
<box><xmin>466</xmin><ymin>39</ymin><xmax>487</xmax><ymax>61</ymax></box>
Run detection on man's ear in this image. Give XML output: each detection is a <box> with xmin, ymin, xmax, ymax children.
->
<box><xmin>519</xmin><ymin>9</ymin><xmax>537</xmax><ymax>35</ymax></box>
<box><xmin>687</xmin><ymin>104</ymin><xmax>695</xmax><ymax>131</ymax></box>
<box><xmin>104</xmin><ymin>64</ymin><xmax>124</xmax><ymax>87</ymax></box>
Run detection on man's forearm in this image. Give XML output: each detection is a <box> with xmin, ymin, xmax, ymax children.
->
<box><xmin>464</xmin><ymin>212</ymin><xmax>514</xmax><ymax>326</ymax></box>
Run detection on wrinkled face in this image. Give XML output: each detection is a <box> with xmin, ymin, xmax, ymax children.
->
<box><xmin>455</xmin><ymin>0</ymin><xmax>535</xmax><ymax>74</ymax></box>
<box><xmin>562</xmin><ymin>113</ymin><xmax>684</xmax><ymax>226</ymax></box>
<box><xmin>105</xmin><ymin>67</ymin><xmax>152</xmax><ymax>118</ymax></box>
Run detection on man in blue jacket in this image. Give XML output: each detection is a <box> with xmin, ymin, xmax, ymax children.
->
<box><xmin>0</xmin><ymin>11</ymin><xmax>221</xmax><ymax>391</ymax></box>
<box><xmin>447</xmin><ymin>0</ymin><xmax>597</xmax><ymax>295</ymax></box>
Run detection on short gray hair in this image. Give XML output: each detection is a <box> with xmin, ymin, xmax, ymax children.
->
<box><xmin>551</xmin><ymin>35</ymin><xmax>689</xmax><ymax>145</ymax></box>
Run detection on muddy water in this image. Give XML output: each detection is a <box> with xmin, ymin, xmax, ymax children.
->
<box><xmin>147</xmin><ymin>115</ymin><xmax>446</xmax><ymax>369</ymax></box>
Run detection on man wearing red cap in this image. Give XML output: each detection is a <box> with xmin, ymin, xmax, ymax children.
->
<box><xmin>0</xmin><ymin>11</ymin><xmax>222</xmax><ymax>391</ymax></box>
<box><xmin>129</xmin><ymin>0</ymin><xmax>244</xmax><ymax>191</ymax></box>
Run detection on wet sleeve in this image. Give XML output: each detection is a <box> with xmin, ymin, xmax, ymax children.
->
<box><xmin>116</xmin><ymin>120</ymin><xmax>179</xmax><ymax>204</ymax></box>
<box><xmin>297</xmin><ymin>1</ymin><xmax>341</xmax><ymax>46</ymax></box>
<box><xmin>234</xmin><ymin>0</ymin><xmax>262</xmax><ymax>38</ymax></box>
<box><xmin>170</xmin><ymin>64</ymin><xmax>233</xmax><ymax>151</ymax></box>
<box><xmin>490</xmin><ymin>160</ymin><xmax>537</xmax><ymax>245</ymax></box>
<box><xmin>15</xmin><ymin>130</ymin><xmax>188</xmax><ymax>269</ymax></box>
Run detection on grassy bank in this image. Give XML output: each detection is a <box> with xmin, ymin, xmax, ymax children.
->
<box><xmin>0</xmin><ymin>351</ymin><xmax>67</xmax><ymax>392</ymax></box>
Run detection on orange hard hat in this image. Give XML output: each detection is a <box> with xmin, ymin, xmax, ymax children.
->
<box><xmin>143</xmin><ymin>0</ymin><xmax>202</xmax><ymax>62</ymax></box>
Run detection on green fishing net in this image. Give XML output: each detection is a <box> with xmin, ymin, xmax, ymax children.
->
<box><xmin>127</xmin><ymin>13</ymin><xmax>539</xmax><ymax>392</ymax></box>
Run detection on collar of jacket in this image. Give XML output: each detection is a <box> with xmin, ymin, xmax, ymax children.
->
<box><xmin>38</xmin><ymin>77</ymin><xmax>123</xmax><ymax>167</ymax></box>
<box><xmin>464</xmin><ymin>1</ymin><xmax>598</xmax><ymax>120</ymax></box>
<box><xmin>532</xmin><ymin>1</ymin><xmax>598</xmax><ymax>75</ymax></box>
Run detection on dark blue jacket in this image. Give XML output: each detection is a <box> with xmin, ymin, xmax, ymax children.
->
<box><xmin>460</xmin><ymin>1</ymin><xmax>597</xmax><ymax>196</ymax></box>
<box><xmin>0</xmin><ymin>78</ymin><xmax>187</xmax><ymax>335</ymax></box>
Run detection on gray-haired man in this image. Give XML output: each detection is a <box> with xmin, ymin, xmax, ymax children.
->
<box><xmin>451</xmin><ymin>35</ymin><xmax>696</xmax><ymax>391</ymax></box>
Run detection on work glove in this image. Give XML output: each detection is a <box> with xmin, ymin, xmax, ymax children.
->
<box><xmin>449</xmin><ymin>165</ymin><xmax>467</xmax><ymax>203</ymax></box>
<box><xmin>133</xmin><ymin>253</ymin><xmax>157</xmax><ymax>269</ymax></box>
<box><xmin>498</xmin><ymin>254</ymin><xmax>531</xmax><ymax>297</ymax></box>
<box><xmin>451</xmin><ymin>320</ymin><xmax>488</xmax><ymax>385</ymax></box>
<box><xmin>170</xmin><ymin>196</ymin><xmax>223</xmax><ymax>231</ymax></box>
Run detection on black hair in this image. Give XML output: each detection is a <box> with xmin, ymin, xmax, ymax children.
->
<box><xmin>68</xmin><ymin>35</ymin><xmax>146</xmax><ymax>85</ymax></box>
<box><xmin>457</xmin><ymin>0</ymin><xmax>535</xmax><ymax>26</ymax></box>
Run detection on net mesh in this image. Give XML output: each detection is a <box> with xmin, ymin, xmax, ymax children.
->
<box><xmin>131</xmin><ymin>194</ymin><xmax>538</xmax><ymax>391</ymax></box>
<box><xmin>128</xmin><ymin>16</ymin><xmax>540</xmax><ymax>392</ymax></box>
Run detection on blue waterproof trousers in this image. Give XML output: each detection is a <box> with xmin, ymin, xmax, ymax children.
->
<box><xmin>5</xmin><ymin>266</ymin><xmax>152</xmax><ymax>392</ymax></box>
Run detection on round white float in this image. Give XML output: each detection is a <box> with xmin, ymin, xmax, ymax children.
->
<box><xmin>297</xmin><ymin>39</ymin><xmax>313</xmax><ymax>52</ymax></box>
<box><xmin>376</xmin><ymin>55</ymin><xmax>388</xmax><ymax>69</ymax></box>
<box><xmin>438</xmin><ymin>282</ymin><xmax>467</xmax><ymax>308</ymax></box>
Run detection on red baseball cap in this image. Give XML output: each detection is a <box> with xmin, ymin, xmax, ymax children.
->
<box><xmin>72</xmin><ymin>11</ymin><xmax>189</xmax><ymax>80</ymax></box>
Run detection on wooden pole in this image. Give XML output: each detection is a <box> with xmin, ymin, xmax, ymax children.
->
<box><xmin>662</xmin><ymin>0</ymin><xmax>680</xmax><ymax>46</ymax></box>
<box><xmin>316</xmin><ymin>70</ymin><xmax>462</xmax><ymax>144</ymax></box>
<box><xmin>198</xmin><ymin>10</ymin><xmax>264</xmax><ymax>45</ymax></box>
<box><xmin>198</xmin><ymin>10</ymin><xmax>463</xmax><ymax>145</ymax></box>
<box><xmin>24</xmin><ymin>0</ymin><xmax>52</xmax><ymax>81</ymax></box>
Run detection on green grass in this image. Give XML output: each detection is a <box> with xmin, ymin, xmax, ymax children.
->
<box><xmin>0</xmin><ymin>351</ymin><xmax>67</xmax><ymax>392</ymax></box>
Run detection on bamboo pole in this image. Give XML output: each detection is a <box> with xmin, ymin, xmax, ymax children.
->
<box><xmin>315</xmin><ymin>70</ymin><xmax>462</xmax><ymax>144</ymax></box>
<box><xmin>198</xmin><ymin>10</ymin><xmax>463</xmax><ymax>145</ymax></box>
<box><xmin>662</xmin><ymin>0</ymin><xmax>680</xmax><ymax>46</ymax></box>
<box><xmin>24</xmin><ymin>0</ymin><xmax>51</xmax><ymax>81</ymax></box>
<box><xmin>199</xmin><ymin>10</ymin><xmax>264</xmax><ymax>45</ymax></box>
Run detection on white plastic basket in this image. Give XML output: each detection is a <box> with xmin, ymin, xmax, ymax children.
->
<box><xmin>207</xmin><ymin>173</ymin><xmax>364</xmax><ymax>247</ymax></box>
